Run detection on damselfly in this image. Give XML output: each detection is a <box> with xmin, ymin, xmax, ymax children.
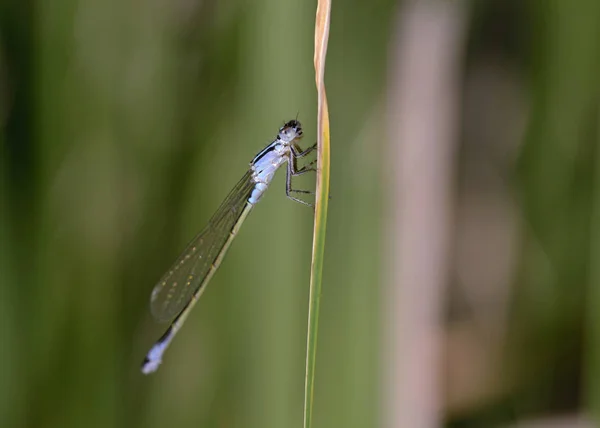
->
<box><xmin>141</xmin><ymin>119</ymin><xmax>316</xmax><ymax>374</ymax></box>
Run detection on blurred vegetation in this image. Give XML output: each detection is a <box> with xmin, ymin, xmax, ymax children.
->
<box><xmin>1</xmin><ymin>0</ymin><xmax>600</xmax><ymax>427</ymax></box>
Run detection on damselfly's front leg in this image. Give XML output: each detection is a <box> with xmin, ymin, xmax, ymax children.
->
<box><xmin>291</xmin><ymin>142</ymin><xmax>318</xmax><ymax>178</ymax></box>
<box><xmin>293</xmin><ymin>142</ymin><xmax>317</xmax><ymax>158</ymax></box>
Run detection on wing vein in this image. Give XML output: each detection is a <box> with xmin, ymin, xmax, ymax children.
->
<box><xmin>150</xmin><ymin>170</ymin><xmax>256</xmax><ymax>321</ymax></box>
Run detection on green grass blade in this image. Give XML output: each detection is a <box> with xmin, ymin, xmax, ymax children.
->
<box><xmin>303</xmin><ymin>1</ymin><xmax>331</xmax><ymax>427</ymax></box>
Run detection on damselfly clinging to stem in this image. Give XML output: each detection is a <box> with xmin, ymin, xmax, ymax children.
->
<box><xmin>141</xmin><ymin>119</ymin><xmax>316</xmax><ymax>374</ymax></box>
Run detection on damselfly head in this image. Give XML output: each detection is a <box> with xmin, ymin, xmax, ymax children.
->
<box><xmin>278</xmin><ymin>120</ymin><xmax>303</xmax><ymax>143</ymax></box>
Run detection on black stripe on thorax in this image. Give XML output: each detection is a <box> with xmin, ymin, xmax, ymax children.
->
<box><xmin>251</xmin><ymin>141</ymin><xmax>278</xmax><ymax>164</ymax></box>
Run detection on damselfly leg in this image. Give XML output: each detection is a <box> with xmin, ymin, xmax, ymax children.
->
<box><xmin>286</xmin><ymin>142</ymin><xmax>318</xmax><ymax>207</ymax></box>
<box><xmin>293</xmin><ymin>142</ymin><xmax>317</xmax><ymax>158</ymax></box>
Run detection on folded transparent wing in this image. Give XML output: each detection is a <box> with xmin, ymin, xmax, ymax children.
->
<box><xmin>150</xmin><ymin>171</ymin><xmax>256</xmax><ymax>321</ymax></box>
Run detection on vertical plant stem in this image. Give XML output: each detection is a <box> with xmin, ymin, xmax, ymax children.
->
<box><xmin>303</xmin><ymin>0</ymin><xmax>331</xmax><ymax>427</ymax></box>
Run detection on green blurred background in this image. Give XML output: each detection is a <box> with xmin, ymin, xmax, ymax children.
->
<box><xmin>2</xmin><ymin>0</ymin><xmax>600</xmax><ymax>427</ymax></box>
